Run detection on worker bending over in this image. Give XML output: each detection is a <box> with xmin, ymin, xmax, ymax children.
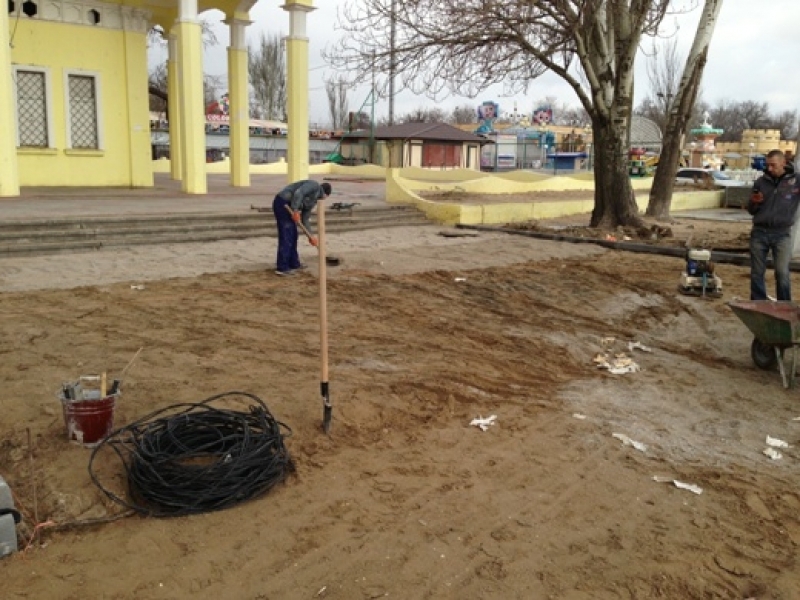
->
<box><xmin>271</xmin><ymin>180</ymin><xmax>332</xmax><ymax>276</ymax></box>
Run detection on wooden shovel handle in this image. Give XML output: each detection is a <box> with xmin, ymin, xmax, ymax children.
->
<box><xmin>318</xmin><ymin>200</ymin><xmax>328</xmax><ymax>383</ymax></box>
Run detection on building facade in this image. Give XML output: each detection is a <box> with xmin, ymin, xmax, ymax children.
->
<box><xmin>1</xmin><ymin>0</ymin><xmax>317</xmax><ymax>197</ymax></box>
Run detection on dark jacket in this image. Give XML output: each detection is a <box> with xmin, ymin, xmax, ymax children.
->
<box><xmin>278</xmin><ymin>180</ymin><xmax>326</xmax><ymax>231</ymax></box>
<box><xmin>748</xmin><ymin>164</ymin><xmax>800</xmax><ymax>232</ymax></box>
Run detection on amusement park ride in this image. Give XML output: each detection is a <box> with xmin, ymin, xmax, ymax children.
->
<box><xmin>628</xmin><ymin>147</ymin><xmax>659</xmax><ymax>177</ymax></box>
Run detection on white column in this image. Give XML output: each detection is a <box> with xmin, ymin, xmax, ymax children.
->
<box><xmin>167</xmin><ymin>32</ymin><xmax>183</xmax><ymax>180</ymax></box>
<box><xmin>282</xmin><ymin>1</ymin><xmax>316</xmax><ymax>183</ymax></box>
<box><xmin>175</xmin><ymin>0</ymin><xmax>207</xmax><ymax>193</ymax></box>
<box><xmin>226</xmin><ymin>16</ymin><xmax>252</xmax><ymax>187</ymax></box>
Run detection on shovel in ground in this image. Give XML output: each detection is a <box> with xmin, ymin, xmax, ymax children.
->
<box><xmin>316</xmin><ymin>200</ymin><xmax>332</xmax><ymax>433</ymax></box>
<box><xmin>285</xmin><ymin>204</ymin><xmax>331</xmax><ymax>432</ymax></box>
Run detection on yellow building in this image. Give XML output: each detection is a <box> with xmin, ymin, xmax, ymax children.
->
<box><xmin>715</xmin><ymin>129</ymin><xmax>797</xmax><ymax>168</ymax></box>
<box><xmin>1</xmin><ymin>0</ymin><xmax>317</xmax><ymax>197</ymax></box>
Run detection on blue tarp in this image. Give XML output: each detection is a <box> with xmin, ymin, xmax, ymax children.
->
<box><xmin>546</xmin><ymin>152</ymin><xmax>589</xmax><ymax>169</ymax></box>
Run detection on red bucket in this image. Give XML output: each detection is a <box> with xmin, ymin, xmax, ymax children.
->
<box><xmin>60</xmin><ymin>394</ymin><xmax>117</xmax><ymax>447</ymax></box>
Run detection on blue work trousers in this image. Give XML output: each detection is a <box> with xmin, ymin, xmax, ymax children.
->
<box><xmin>272</xmin><ymin>195</ymin><xmax>301</xmax><ymax>272</ymax></box>
<box><xmin>750</xmin><ymin>228</ymin><xmax>792</xmax><ymax>301</ymax></box>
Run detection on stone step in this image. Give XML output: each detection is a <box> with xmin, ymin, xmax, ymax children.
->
<box><xmin>0</xmin><ymin>205</ymin><xmax>420</xmax><ymax>233</ymax></box>
<box><xmin>0</xmin><ymin>206</ymin><xmax>431</xmax><ymax>257</ymax></box>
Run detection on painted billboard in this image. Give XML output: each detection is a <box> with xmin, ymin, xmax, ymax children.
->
<box><xmin>476</xmin><ymin>101</ymin><xmax>500</xmax><ymax>134</ymax></box>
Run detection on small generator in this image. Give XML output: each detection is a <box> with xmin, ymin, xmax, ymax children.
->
<box><xmin>678</xmin><ymin>249</ymin><xmax>722</xmax><ymax>297</ymax></box>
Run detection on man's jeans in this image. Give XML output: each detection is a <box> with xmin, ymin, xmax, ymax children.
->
<box><xmin>750</xmin><ymin>228</ymin><xmax>792</xmax><ymax>301</ymax></box>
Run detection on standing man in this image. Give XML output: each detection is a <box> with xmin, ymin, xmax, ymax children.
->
<box><xmin>747</xmin><ymin>150</ymin><xmax>800</xmax><ymax>300</ymax></box>
<box><xmin>272</xmin><ymin>180</ymin><xmax>332</xmax><ymax>276</ymax></box>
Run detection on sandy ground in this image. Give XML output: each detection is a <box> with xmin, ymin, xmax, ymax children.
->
<box><xmin>2</xmin><ymin>215</ymin><xmax>800</xmax><ymax>599</ymax></box>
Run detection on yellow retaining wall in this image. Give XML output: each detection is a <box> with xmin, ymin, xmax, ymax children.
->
<box><xmin>151</xmin><ymin>160</ymin><xmax>721</xmax><ymax>225</ymax></box>
<box><xmin>386</xmin><ymin>168</ymin><xmax>721</xmax><ymax>225</ymax></box>
<box><xmin>399</xmin><ymin>166</ymin><xmax>491</xmax><ymax>182</ymax></box>
<box><xmin>393</xmin><ymin>168</ymin><xmax>654</xmax><ymax>195</ymax></box>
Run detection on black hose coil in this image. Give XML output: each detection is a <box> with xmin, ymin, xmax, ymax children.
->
<box><xmin>89</xmin><ymin>392</ymin><xmax>294</xmax><ymax>517</ymax></box>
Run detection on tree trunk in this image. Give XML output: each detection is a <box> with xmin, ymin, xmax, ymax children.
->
<box><xmin>645</xmin><ymin>0</ymin><xmax>724</xmax><ymax>219</ymax></box>
<box><xmin>646</xmin><ymin>51</ymin><xmax>710</xmax><ymax>219</ymax></box>
<box><xmin>590</xmin><ymin>119</ymin><xmax>642</xmax><ymax>228</ymax></box>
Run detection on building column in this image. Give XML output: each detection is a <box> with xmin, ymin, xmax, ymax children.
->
<box><xmin>122</xmin><ymin>10</ymin><xmax>153</xmax><ymax>188</ymax></box>
<box><xmin>175</xmin><ymin>0</ymin><xmax>206</xmax><ymax>193</ymax></box>
<box><xmin>167</xmin><ymin>32</ymin><xmax>183</xmax><ymax>180</ymax></box>
<box><xmin>282</xmin><ymin>0</ymin><xmax>315</xmax><ymax>183</ymax></box>
<box><xmin>226</xmin><ymin>16</ymin><xmax>252</xmax><ymax>187</ymax></box>
<box><xmin>0</xmin><ymin>7</ymin><xmax>20</xmax><ymax>196</ymax></box>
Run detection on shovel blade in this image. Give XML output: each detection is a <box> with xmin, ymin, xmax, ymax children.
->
<box><xmin>321</xmin><ymin>381</ymin><xmax>331</xmax><ymax>434</ymax></box>
<box><xmin>322</xmin><ymin>404</ymin><xmax>332</xmax><ymax>434</ymax></box>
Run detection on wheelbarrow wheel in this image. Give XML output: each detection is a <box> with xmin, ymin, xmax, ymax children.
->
<box><xmin>751</xmin><ymin>337</ymin><xmax>777</xmax><ymax>371</ymax></box>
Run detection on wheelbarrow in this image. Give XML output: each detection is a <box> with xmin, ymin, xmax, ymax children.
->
<box><xmin>728</xmin><ymin>300</ymin><xmax>800</xmax><ymax>388</ymax></box>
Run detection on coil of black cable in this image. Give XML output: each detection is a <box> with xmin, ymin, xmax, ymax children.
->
<box><xmin>89</xmin><ymin>392</ymin><xmax>294</xmax><ymax>517</ymax></box>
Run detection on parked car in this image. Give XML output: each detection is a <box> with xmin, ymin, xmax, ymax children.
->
<box><xmin>675</xmin><ymin>168</ymin><xmax>747</xmax><ymax>188</ymax></box>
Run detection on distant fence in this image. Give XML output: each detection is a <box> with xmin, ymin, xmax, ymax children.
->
<box><xmin>150</xmin><ymin>131</ymin><xmax>338</xmax><ymax>165</ymax></box>
<box><xmin>724</xmin><ymin>168</ymin><xmax>759</xmax><ymax>185</ymax></box>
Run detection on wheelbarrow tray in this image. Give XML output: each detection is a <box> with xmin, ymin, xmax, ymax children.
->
<box><xmin>728</xmin><ymin>300</ymin><xmax>800</xmax><ymax>347</ymax></box>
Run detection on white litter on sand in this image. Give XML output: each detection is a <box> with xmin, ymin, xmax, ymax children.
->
<box><xmin>612</xmin><ymin>433</ymin><xmax>647</xmax><ymax>453</ymax></box>
<box><xmin>469</xmin><ymin>415</ymin><xmax>497</xmax><ymax>432</ymax></box>
<box><xmin>628</xmin><ymin>341</ymin><xmax>652</xmax><ymax>353</ymax></box>
<box><xmin>766</xmin><ymin>436</ymin><xmax>790</xmax><ymax>448</ymax></box>
<box><xmin>653</xmin><ymin>476</ymin><xmax>703</xmax><ymax>495</ymax></box>
<box><xmin>593</xmin><ymin>353</ymin><xmax>640</xmax><ymax>375</ymax></box>
<box><xmin>763</xmin><ymin>447</ymin><xmax>783</xmax><ymax>460</ymax></box>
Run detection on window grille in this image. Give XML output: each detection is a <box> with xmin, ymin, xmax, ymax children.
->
<box><xmin>68</xmin><ymin>75</ymin><xmax>98</xmax><ymax>149</ymax></box>
<box><xmin>16</xmin><ymin>70</ymin><xmax>48</xmax><ymax>147</ymax></box>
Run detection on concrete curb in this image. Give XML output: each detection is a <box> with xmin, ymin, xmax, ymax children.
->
<box><xmin>459</xmin><ymin>224</ymin><xmax>800</xmax><ymax>272</ymax></box>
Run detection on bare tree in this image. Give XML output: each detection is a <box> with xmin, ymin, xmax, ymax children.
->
<box><xmin>148</xmin><ymin>62</ymin><xmax>168</xmax><ymax>113</ymax></box>
<box><xmin>248</xmin><ymin>32</ymin><xmax>287</xmax><ymax>122</ymax></box>
<box><xmin>737</xmin><ymin>100</ymin><xmax>773</xmax><ymax>130</ymax></box>
<box><xmin>327</xmin><ymin>0</ymin><xmax>708</xmax><ymax>228</ymax></box>
<box><xmin>707</xmin><ymin>99</ymin><xmax>749</xmax><ymax>142</ymax></box>
<box><xmin>326</xmin><ymin>77</ymin><xmax>350</xmax><ymax>130</ymax></box>
<box><xmin>147</xmin><ymin>21</ymin><xmax>220</xmax><ymax>118</ymax></box>
<box><xmin>147</xmin><ymin>63</ymin><xmax>224</xmax><ymax>121</ymax></box>
<box><xmin>451</xmin><ymin>104</ymin><xmax>479</xmax><ymax>125</ymax></box>
<box><xmin>641</xmin><ymin>38</ymin><xmax>682</xmax><ymax>134</ymax></box>
<box><xmin>342</xmin><ymin>111</ymin><xmax>373</xmax><ymax>131</ymax></box>
<box><xmin>204</xmin><ymin>75</ymin><xmax>225</xmax><ymax>109</ymax></box>
<box><xmin>769</xmin><ymin>110</ymin><xmax>799</xmax><ymax>141</ymax></box>
<box><xmin>706</xmin><ymin>100</ymin><xmax>796</xmax><ymax>143</ymax></box>
<box><xmin>397</xmin><ymin>106</ymin><xmax>450</xmax><ymax>123</ymax></box>
<box><xmin>646</xmin><ymin>0</ymin><xmax>724</xmax><ymax>220</ymax></box>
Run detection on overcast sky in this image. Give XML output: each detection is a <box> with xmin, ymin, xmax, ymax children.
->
<box><xmin>164</xmin><ymin>0</ymin><xmax>800</xmax><ymax>129</ymax></box>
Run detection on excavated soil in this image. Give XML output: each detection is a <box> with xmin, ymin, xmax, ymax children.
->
<box><xmin>2</xmin><ymin>217</ymin><xmax>799</xmax><ymax>600</ymax></box>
